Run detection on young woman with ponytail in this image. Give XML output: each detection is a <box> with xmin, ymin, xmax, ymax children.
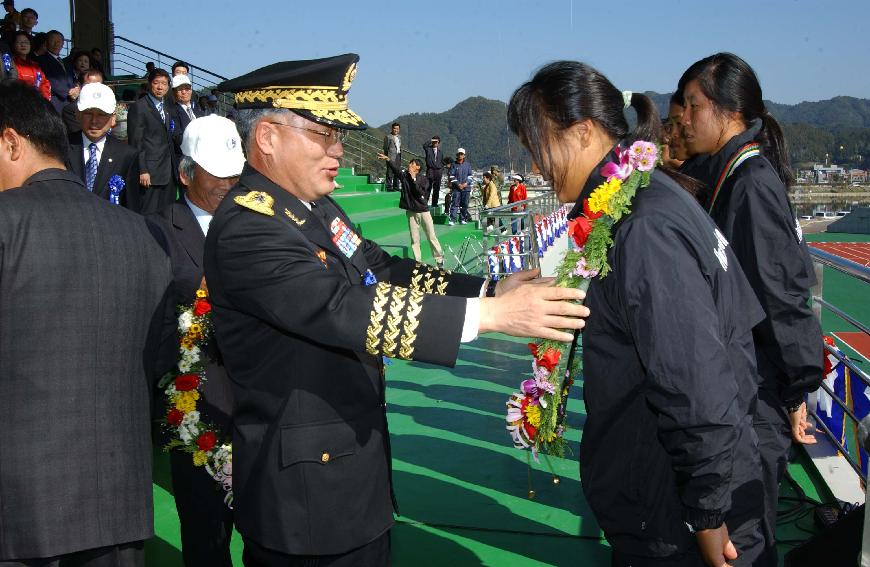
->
<box><xmin>509</xmin><ymin>61</ymin><xmax>766</xmax><ymax>567</ymax></box>
<box><xmin>678</xmin><ymin>53</ymin><xmax>823</xmax><ymax>566</ymax></box>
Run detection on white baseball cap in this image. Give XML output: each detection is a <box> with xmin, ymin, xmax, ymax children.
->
<box><xmin>181</xmin><ymin>115</ymin><xmax>245</xmax><ymax>178</ymax></box>
<box><xmin>77</xmin><ymin>83</ymin><xmax>116</xmax><ymax>114</ymax></box>
<box><xmin>171</xmin><ymin>74</ymin><xmax>192</xmax><ymax>89</ymax></box>
<box><xmin>457</xmin><ymin>147</ymin><xmax>466</xmax><ymax>154</ymax></box>
<box><xmin>511</xmin><ymin>174</ymin><xmax>523</xmax><ymax>181</ymax></box>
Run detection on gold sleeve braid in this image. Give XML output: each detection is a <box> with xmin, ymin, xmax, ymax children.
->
<box><xmin>409</xmin><ymin>263</ymin><xmax>451</xmax><ymax>296</ymax></box>
<box><xmin>364</xmin><ymin>282</ymin><xmax>424</xmax><ymax>361</ymax></box>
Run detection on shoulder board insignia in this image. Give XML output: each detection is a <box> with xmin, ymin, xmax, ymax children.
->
<box><xmin>234</xmin><ymin>191</ymin><xmax>275</xmax><ymax>216</ymax></box>
<box><xmin>284</xmin><ymin>208</ymin><xmax>306</xmax><ymax>226</ymax></box>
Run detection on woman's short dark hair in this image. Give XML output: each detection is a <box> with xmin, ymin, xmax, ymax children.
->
<box><xmin>677</xmin><ymin>52</ymin><xmax>793</xmax><ymax>186</ymax></box>
<box><xmin>0</xmin><ymin>81</ymin><xmax>68</xmax><ymax>162</ymax></box>
<box><xmin>507</xmin><ymin>61</ymin><xmax>661</xmax><ymax>186</ymax></box>
<box><xmin>408</xmin><ymin>158</ymin><xmax>423</xmax><ymax>169</ymax></box>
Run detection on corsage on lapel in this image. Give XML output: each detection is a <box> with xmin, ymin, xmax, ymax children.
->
<box><xmin>108</xmin><ymin>175</ymin><xmax>125</xmax><ymax>205</ymax></box>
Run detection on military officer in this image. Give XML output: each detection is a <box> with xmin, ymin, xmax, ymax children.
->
<box><xmin>204</xmin><ymin>54</ymin><xmax>589</xmax><ymax>566</ymax></box>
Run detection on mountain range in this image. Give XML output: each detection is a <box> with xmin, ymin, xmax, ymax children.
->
<box><xmin>374</xmin><ymin>94</ymin><xmax>870</xmax><ymax>171</ymax></box>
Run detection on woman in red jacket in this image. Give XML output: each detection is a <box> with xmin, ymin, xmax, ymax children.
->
<box><xmin>11</xmin><ymin>31</ymin><xmax>51</xmax><ymax>101</ymax></box>
<box><xmin>507</xmin><ymin>174</ymin><xmax>527</xmax><ymax>232</ymax></box>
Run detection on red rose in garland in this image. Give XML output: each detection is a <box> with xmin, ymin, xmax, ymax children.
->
<box><xmin>196</xmin><ymin>431</ymin><xmax>217</xmax><ymax>452</ymax></box>
<box><xmin>193</xmin><ymin>298</ymin><xmax>212</xmax><ymax>316</ymax></box>
<box><xmin>167</xmin><ymin>408</ymin><xmax>184</xmax><ymax>426</ymax></box>
<box><xmin>537</xmin><ymin>348</ymin><xmax>561</xmax><ymax>372</ymax></box>
<box><xmin>568</xmin><ymin>216</ymin><xmax>593</xmax><ymax>247</ymax></box>
<box><xmin>175</xmin><ymin>374</ymin><xmax>200</xmax><ymax>391</ymax></box>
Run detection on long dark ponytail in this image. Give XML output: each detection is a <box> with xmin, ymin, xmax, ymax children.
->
<box><xmin>677</xmin><ymin>52</ymin><xmax>794</xmax><ymax>187</ymax></box>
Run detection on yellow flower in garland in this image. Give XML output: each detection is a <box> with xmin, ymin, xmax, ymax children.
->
<box><xmin>190</xmin><ymin>324</ymin><xmax>202</xmax><ymax>335</ymax></box>
<box><xmin>195</xmin><ymin>289</ymin><xmax>208</xmax><ymax>299</ymax></box>
<box><xmin>192</xmin><ymin>450</ymin><xmax>208</xmax><ymax>466</ymax></box>
<box><xmin>175</xmin><ymin>390</ymin><xmax>200</xmax><ymax>413</ymax></box>
<box><xmin>523</xmin><ymin>403</ymin><xmax>542</xmax><ymax>428</ymax></box>
<box><xmin>586</xmin><ymin>178</ymin><xmax>622</xmax><ymax>217</ymax></box>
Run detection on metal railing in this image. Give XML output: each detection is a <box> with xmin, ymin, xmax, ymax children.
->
<box><xmin>108</xmin><ymin>36</ymin><xmax>234</xmax><ymax>115</ymax></box>
<box><xmin>341</xmin><ymin>129</ymin><xmax>423</xmax><ymax>183</ymax></box>
<box><xmin>447</xmin><ymin>188</ymin><xmax>563</xmax><ymax>275</ymax></box>
<box><xmin>806</xmin><ymin>246</ymin><xmax>870</xmax><ymax>492</ymax></box>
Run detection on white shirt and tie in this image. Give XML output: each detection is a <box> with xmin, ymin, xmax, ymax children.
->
<box><xmin>185</xmin><ymin>196</ymin><xmax>213</xmax><ymax>236</ymax></box>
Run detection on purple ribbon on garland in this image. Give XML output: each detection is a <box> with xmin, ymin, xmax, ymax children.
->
<box><xmin>108</xmin><ymin>174</ymin><xmax>124</xmax><ymax>205</ymax></box>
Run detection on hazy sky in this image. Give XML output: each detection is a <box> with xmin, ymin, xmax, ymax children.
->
<box><xmin>32</xmin><ymin>0</ymin><xmax>869</xmax><ymax>125</ymax></box>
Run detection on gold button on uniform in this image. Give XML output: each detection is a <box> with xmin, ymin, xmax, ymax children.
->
<box><xmin>321</xmin><ymin>452</ymin><xmax>330</xmax><ymax>463</ymax></box>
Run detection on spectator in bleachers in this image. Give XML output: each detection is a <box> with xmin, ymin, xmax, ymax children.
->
<box><xmin>128</xmin><ymin>67</ymin><xmax>176</xmax><ymax>214</ymax></box>
<box><xmin>481</xmin><ymin>171</ymin><xmax>502</xmax><ymax>233</ymax></box>
<box><xmin>11</xmin><ymin>31</ymin><xmax>50</xmax><ymax>100</ymax></box>
<box><xmin>206</xmin><ymin>94</ymin><xmax>220</xmax><ymax>116</ymax></box>
<box><xmin>71</xmin><ymin>50</ymin><xmax>90</xmax><ymax>77</ymax></box>
<box><xmin>89</xmin><ymin>46</ymin><xmax>104</xmax><ymax>72</ymax></box>
<box><xmin>2</xmin><ymin>0</ymin><xmax>19</xmax><ymax>29</ymax></box>
<box><xmin>29</xmin><ymin>30</ymin><xmax>45</xmax><ymax>56</ymax></box>
<box><xmin>171</xmin><ymin>60</ymin><xmax>189</xmax><ymax>76</ymax></box>
<box><xmin>447</xmin><ymin>147</ymin><xmax>472</xmax><ymax>225</ymax></box>
<box><xmin>62</xmin><ymin>67</ymin><xmax>102</xmax><ymax>135</ymax></box>
<box><xmin>18</xmin><ymin>6</ymin><xmax>35</xmax><ymax>36</ymax></box>
<box><xmin>143</xmin><ymin>60</ymin><xmax>155</xmax><ymax>78</ymax></box>
<box><xmin>168</xmin><ymin>73</ymin><xmax>204</xmax><ymax>161</ymax></box>
<box><xmin>36</xmin><ymin>30</ymin><xmax>78</xmax><ymax>113</ymax></box>
<box><xmin>197</xmin><ymin>94</ymin><xmax>209</xmax><ymax>113</ymax></box>
<box><xmin>66</xmin><ymin>82</ymin><xmax>141</xmax><ymax>211</ymax></box>
<box><xmin>0</xmin><ymin>18</ymin><xmax>14</xmax><ymax>52</ymax></box>
<box><xmin>113</xmin><ymin>88</ymin><xmax>138</xmax><ymax>142</ymax></box>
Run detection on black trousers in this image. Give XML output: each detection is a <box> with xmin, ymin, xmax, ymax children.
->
<box><xmin>242</xmin><ymin>531</ymin><xmax>390</xmax><ymax>567</ymax></box>
<box><xmin>169</xmin><ymin>450</ymin><xmax>234</xmax><ymax>567</ymax></box>
<box><xmin>753</xmin><ymin>388</ymin><xmax>792</xmax><ymax>566</ymax></box>
<box><xmin>0</xmin><ymin>542</ymin><xmax>144</xmax><ymax>567</ymax></box>
<box><xmin>138</xmin><ymin>182</ymin><xmax>176</xmax><ymax>215</ymax></box>
<box><xmin>385</xmin><ymin>160</ymin><xmax>401</xmax><ymax>192</ymax></box>
<box><xmin>611</xmin><ymin>549</ymin><xmax>705</xmax><ymax>567</ymax></box>
<box><xmin>426</xmin><ymin>169</ymin><xmax>442</xmax><ymax>207</ymax></box>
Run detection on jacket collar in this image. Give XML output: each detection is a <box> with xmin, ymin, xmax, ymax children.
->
<box><xmin>22</xmin><ymin>167</ymin><xmax>84</xmax><ymax>189</ymax></box>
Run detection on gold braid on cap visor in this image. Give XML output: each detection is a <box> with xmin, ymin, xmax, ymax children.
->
<box><xmin>234</xmin><ymin>86</ymin><xmax>365</xmax><ymax>126</ymax></box>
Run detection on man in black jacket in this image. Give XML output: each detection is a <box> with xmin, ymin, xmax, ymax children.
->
<box><xmin>206</xmin><ymin>54</ymin><xmax>589</xmax><ymax>566</ymax></box>
<box><xmin>378</xmin><ymin>153</ymin><xmax>444</xmax><ymax>267</ymax></box>
<box><xmin>128</xmin><ymin>68</ymin><xmax>176</xmax><ymax>214</ymax></box>
<box><xmin>0</xmin><ymin>80</ymin><xmax>171</xmax><ymax>567</ymax></box>
<box><xmin>422</xmin><ymin>135</ymin><xmax>443</xmax><ymax>207</ymax></box>
<box><xmin>66</xmin><ymin>82</ymin><xmax>140</xmax><ymax>211</ymax></box>
<box><xmin>149</xmin><ymin>115</ymin><xmax>245</xmax><ymax>567</ymax></box>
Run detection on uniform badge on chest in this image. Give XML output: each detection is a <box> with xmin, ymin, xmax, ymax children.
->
<box><xmin>330</xmin><ymin>217</ymin><xmax>362</xmax><ymax>258</ymax></box>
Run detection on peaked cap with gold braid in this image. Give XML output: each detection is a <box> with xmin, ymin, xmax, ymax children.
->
<box><xmin>218</xmin><ymin>53</ymin><xmax>368</xmax><ymax>130</ymax></box>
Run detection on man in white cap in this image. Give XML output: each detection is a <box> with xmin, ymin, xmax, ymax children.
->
<box><xmin>146</xmin><ymin>114</ymin><xmax>246</xmax><ymax>567</ymax></box>
<box><xmin>447</xmin><ymin>147</ymin><xmax>472</xmax><ymax>225</ymax></box>
<box><xmin>168</xmin><ymin>74</ymin><xmax>204</xmax><ymax>162</ymax></box>
<box><xmin>66</xmin><ymin>81</ymin><xmax>141</xmax><ymax>210</ymax></box>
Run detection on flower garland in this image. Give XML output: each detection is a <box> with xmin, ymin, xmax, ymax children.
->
<box><xmin>159</xmin><ymin>289</ymin><xmax>233</xmax><ymax>507</ymax></box>
<box><xmin>506</xmin><ymin>141</ymin><xmax>660</xmax><ymax>459</ymax></box>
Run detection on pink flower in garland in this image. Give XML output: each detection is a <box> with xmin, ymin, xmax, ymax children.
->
<box><xmin>628</xmin><ymin>141</ymin><xmax>658</xmax><ymax>172</ymax></box>
<box><xmin>573</xmin><ymin>256</ymin><xmax>599</xmax><ymax>278</ymax></box>
<box><xmin>600</xmin><ymin>145</ymin><xmax>634</xmax><ymax>181</ymax></box>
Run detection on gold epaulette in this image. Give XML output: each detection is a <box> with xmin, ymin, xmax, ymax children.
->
<box><xmin>234</xmin><ymin>191</ymin><xmax>275</xmax><ymax>216</ymax></box>
<box><xmin>365</xmin><ymin>282</ymin><xmax>424</xmax><ymax>361</ymax></box>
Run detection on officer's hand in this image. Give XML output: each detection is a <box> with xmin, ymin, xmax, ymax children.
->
<box><xmin>479</xmin><ymin>281</ymin><xmax>588</xmax><ymax>342</ymax></box>
<box><xmin>376</xmin><ymin>153</ymin><xmax>388</xmax><ymax>160</ymax></box>
<box><xmin>139</xmin><ymin>172</ymin><xmax>151</xmax><ymax>187</ymax></box>
<box><xmin>789</xmin><ymin>402</ymin><xmax>817</xmax><ymax>444</ymax></box>
<box><xmin>696</xmin><ymin>524</ymin><xmax>737</xmax><ymax>567</ymax></box>
<box><xmin>494</xmin><ymin>268</ymin><xmax>555</xmax><ymax>296</ymax></box>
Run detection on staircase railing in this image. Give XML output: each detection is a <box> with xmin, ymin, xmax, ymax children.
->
<box><xmin>108</xmin><ymin>36</ymin><xmax>234</xmax><ymax>114</ymax></box>
<box><xmin>341</xmin><ymin>129</ymin><xmax>423</xmax><ymax>182</ymax></box>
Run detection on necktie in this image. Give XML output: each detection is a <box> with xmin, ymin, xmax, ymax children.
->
<box><xmin>86</xmin><ymin>142</ymin><xmax>98</xmax><ymax>192</ymax></box>
<box><xmin>156</xmin><ymin>100</ymin><xmax>165</xmax><ymax>122</ymax></box>
<box><xmin>187</xmin><ymin>106</ymin><xmax>195</xmax><ymax>121</ymax></box>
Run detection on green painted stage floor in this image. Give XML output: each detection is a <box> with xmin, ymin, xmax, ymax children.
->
<box><xmin>149</xmin><ymin>331</ymin><xmax>831</xmax><ymax>566</ymax></box>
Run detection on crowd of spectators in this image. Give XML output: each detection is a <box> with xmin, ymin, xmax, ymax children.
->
<box><xmin>0</xmin><ymin>1</ymin><xmax>228</xmax><ymax>215</ymax></box>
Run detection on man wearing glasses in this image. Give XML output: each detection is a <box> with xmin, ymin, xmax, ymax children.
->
<box><xmin>204</xmin><ymin>54</ymin><xmax>589</xmax><ymax>565</ymax></box>
<box><xmin>422</xmin><ymin>134</ymin><xmax>443</xmax><ymax>207</ymax></box>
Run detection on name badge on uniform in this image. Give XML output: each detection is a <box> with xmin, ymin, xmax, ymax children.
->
<box><xmin>329</xmin><ymin>217</ymin><xmax>362</xmax><ymax>259</ymax></box>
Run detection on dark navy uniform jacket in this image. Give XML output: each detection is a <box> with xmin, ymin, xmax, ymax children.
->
<box><xmin>696</xmin><ymin>128</ymin><xmax>823</xmax><ymax>405</ymax></box>
<box><xmin>203</xmin><ymin>164</ymin><xmax>484</xmax><ymax>555</ymax></box>
<box><xmin>576</xmin><ymin>151</ymin><xmax>765</xmax><ymax>557</ymax></box>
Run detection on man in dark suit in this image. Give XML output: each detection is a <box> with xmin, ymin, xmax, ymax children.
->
<box><xmin>422</xmin><ymin>134</ymin><xmax>444</xmax><ymax>207</ymax></box>
<box><xmin>35</xmin><ymin>29</ymin><xmax>78</xmax><ymax>114</ymax></box>
<box><xmin>383</xmin><ymin>121</ymin><xmax>401</xmax><ymax>191</ymax></box>
<box><xmin>148</xmin><ymin>115</ymin><xmax>245</xmax><ymax>567</ymax></box>
<box><xmin>66</xmin><ymin>82</ymin><xmax>141</xmax><ymax>212</ymax></box>
<box><xmin>207</xmin><ymin>55</ymin><xmax>588</xmax><ymax>566</ymax></box>
<box><xmin>128</xmin><ymin>68</ymin><xmax>175</xmax><ymax>215</ymax></box>
<box><xmin>168</xmin><ymin>74</ymin><xmax>204</xmax><ymax>162</ymax></box>
<box><xmin>0</xmin><ymin>81</ymin><xmax>171</xmax><ymax>566</ymax></box>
